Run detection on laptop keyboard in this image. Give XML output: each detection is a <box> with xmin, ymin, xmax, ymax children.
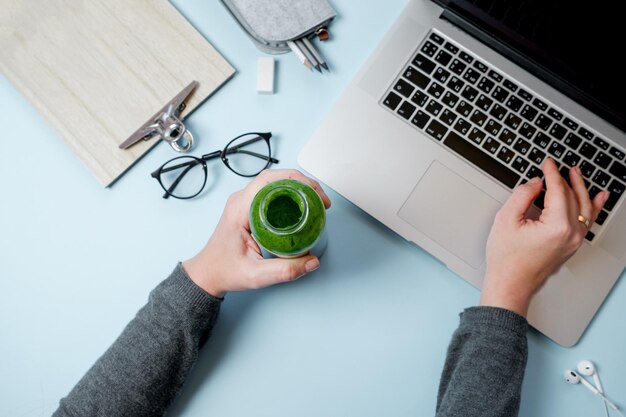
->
<box><xmin>381</xmin><ymin>31</ymin><xmax>626</xmax><ymax>242</ymax></box>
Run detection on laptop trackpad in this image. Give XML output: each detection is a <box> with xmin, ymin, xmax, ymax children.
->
<box><xmin>398</xmin><ymin>161</ymin><xmax>502</xmax><ymax>269</ymax></box>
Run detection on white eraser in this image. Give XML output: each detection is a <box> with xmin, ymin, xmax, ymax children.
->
<box><xmin>257</xmin><ymin>56</ymin><xmax>275</xmax><ymax>94</ymax></box>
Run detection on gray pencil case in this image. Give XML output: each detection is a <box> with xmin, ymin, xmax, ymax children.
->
<box><xmin>221</xmin><ymin>0</ymin><xmax>336</xmax><ymax>54</ymax></box>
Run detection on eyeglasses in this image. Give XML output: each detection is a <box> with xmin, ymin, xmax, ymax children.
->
<box><xmin>151</xmin><ymin>132</ymin><xmax>279</xmax><ymax>199</ymax></box>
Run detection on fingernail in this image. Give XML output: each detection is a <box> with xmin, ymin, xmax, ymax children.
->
<box><xmin>305</xmin><ymin>258</ymin><xmax>320</xmax><ymax>273</ymax></box>
<box><xmin>574</xmin><ymin>165</ymin><xmax>581</xmax><ymax>174</ymax></box>
<box><xmin>529</xmin><ymin>176</ymin><xmax>541</xmax><ymax>184</ymax></box>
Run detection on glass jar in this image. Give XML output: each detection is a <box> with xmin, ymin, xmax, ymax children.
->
<box><xmin>249</xmin><ymin>179</ymin><xmax>327</xmax><ymax>258</ymax></box>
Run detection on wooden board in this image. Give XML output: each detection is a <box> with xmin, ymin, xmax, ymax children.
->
<box><xmin>0</xmin><ymin>0</ymin><xmax>235</xmax><ymax>186</ymax></box>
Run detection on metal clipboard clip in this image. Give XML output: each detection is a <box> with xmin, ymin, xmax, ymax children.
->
<box><xmin>119</xmin><ymin>81</ymin><xmax>198</xmax><ymax>153</ymax></box>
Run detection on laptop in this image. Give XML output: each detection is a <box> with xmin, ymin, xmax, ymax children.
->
<box><xmin>298</xmin><ymin>0</ymin><xmax>626</xmax><ymax>347</ymax></box>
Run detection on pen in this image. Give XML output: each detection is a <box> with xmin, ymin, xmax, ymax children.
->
<box><xmin>302</xmin><ymin>37</ymin><xmax>329</xmax><ymax>71</ymax></box>
<box><xmin>296</xmin><ymin>39</ymin><xmax>322</xmax><ymax>73</ymax></box>
<box><xmin>287</xmin><ymin>40</ymin><xmax>312</xmax><ymax>70</ymax></box>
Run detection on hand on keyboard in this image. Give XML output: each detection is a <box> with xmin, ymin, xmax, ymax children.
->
<box><xmin>480</xmin><ymin>158</ymin><xmax>609</xmax><ymax>317</ymax></box>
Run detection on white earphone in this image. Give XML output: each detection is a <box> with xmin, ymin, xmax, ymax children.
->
<box><xmin>577</xmin><ymin>360</ymin><xmax>608</xmax><ymax>417</ymax></box>
<box><xmin>564</xmin><ymin>370</ymin><xmax>623</xmax><ymax>416</ymax></box>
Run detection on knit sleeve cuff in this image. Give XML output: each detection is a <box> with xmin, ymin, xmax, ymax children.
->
<box><xmin>460</xmin><ymin>306</ymin><xmax>528</xmax><ymax>336</ymax></box>
<box><xmin>163</xmin><ymin>263</ymin><xmax>223</xmax><ymax>316</ymax></box>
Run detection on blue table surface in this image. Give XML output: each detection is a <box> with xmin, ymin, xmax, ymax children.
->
<box><xmin>1</xmin><ymin>1</ymin><xmax>625</xmax><ymax>416</ymax></box>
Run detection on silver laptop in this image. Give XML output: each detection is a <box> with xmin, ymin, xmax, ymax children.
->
<box><xmin>298</xmin><ymin>0</ymin><xmax>626</xmax><ymax>346</ymax></box>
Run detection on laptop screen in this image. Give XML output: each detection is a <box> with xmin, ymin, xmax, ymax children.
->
<box><xmin>434</xmin><ymin>0</ymin><xmax>626</xmax><ymax>133</ymax></box>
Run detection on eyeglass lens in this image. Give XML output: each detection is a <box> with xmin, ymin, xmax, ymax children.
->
<box><xmin>224</xmin><ymin>133</ymin><xmax>272</xmax><ymax>177</ymax></box>
<box><xmin>159</xmin><ymin>156</ymin><xmax>206</xmax><ymax>199</ymax></box>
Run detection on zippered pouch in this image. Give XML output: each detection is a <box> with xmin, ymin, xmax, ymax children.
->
<box><xmin>221</xmin><ymin>0</ymin><xmax>336</xmax><ymax>53</ymax></box>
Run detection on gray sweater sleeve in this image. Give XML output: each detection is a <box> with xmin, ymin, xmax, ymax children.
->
<box><xmin>53</xmin><ymin>263</ymin><xmax>222</xmax><ymax>417</ymax></box>
<box><xmin>436</xmin><ymin>306</ymin><xmax>529</xmax><ymax>417</ymax></box>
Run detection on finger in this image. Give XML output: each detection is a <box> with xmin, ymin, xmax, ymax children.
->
<box><xmin>251</xmin><ymin>255</ymin><xmax>321</xmax><ymax>287</ymax></box>
<box><xmin>591</xmin><ymin>191</ymin><xmax>610</xmax><ymax>223</ymax></box>
<box><xmin>499</xmin><ymin>176</ymin><xmax>544</xmax><ymax>223</ymax></box>
<box><xmin>541</xmin><ymin>158</ymin><xmax>570</xmax><ymax>215</ymax></box>
<box><xmin>568</xmin><ymin>166</ymin><xmax>593</xmax><ymax>221</ymax></box>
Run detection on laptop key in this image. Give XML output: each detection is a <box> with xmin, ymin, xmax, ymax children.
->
<box><xmin>485</xmin><ymin>119</ymin><xmax>502</xmax><ymax>136</ymax></box>
<box><xmin>463</xmin><ymin>68</ymin><xmax>481</xmax><ymax>84</ymax></box>
<box><xmin>526</xmin><ymin>165</ymin><xmax>543</xmax><ymax>179</ymax></box>
<box><xmin>444</xmin><ymin>131</ymin><xmax>520</xmax><ymax>188</ymax></box>
<box><xmin>404</xmin><ymin>66</ymin><xmax>430</xmax><ymax>89</ymax></box>
<box><xmin>609</xmin><ymin>160</ymin><xmax>626</xmax><ymax>182</ymax></box>
<box><xmin>505</xmin><ymin>95</ymin><xmax>523</xmax><ymax>112</ymax></box>
<box><xmin>497</xmin><ymin>146</ymin><xmax>515</xmax><ymax>164</ymax></box>
<box><xmin>444</xmin><ymin>42</ymin><xmax>459</xmax><ymax>54</ymax></box>
<box><xmin>447</xmin><ymin>76</ymin><xmax>465</xmax><ymax>93</ymax></box>
<box><xmin>461</xmin><ymin>85</ymin><xmax>479</xmax><ymax>101</ymax></box>
<box><xmin>453</xmin><ymin>118</ymin><xmax>471</xmax><ymax>135</ymax></box>
<box><xmin>503</xmin><ymin>79</ymin><xmax>518</xmax><ymax>92</ymax></box>
<box><xmin>580</xmin><ymin>142</ymin><xmax>598</xmax><ymax>159</ymax></box>
<box><xmin>459</xmin><ymin>51</ymin><xmax>473</xmax><ymax>64</ymax></box>
<box><xmin>520</xmin><ymin>104</ymin><xmax>538</xmax><ymax>122</ymax></box>
<box><xmin>504</xmin><ymin>113</ymin><xmax>521</xmax><ymax>129</ymax></box>
<box><xmin>429</xmin><ymin>32</ymin><xmax>445</xmax><ymax>45</ymax></box>
<box><xmin>517</xmin><ymin>89</ymin><xmax>533</xmax><ymax>101</ymax></box>
<box><xmin>449</xmin><ymin>59</ymin><xmax>467</xmax><ymax>75</ymax></box>
<box><xmin>513</xmin><ymin>138</ymin><xmax>531</xmax><ymax>155</ymax></box>
<box><xmin>532</xmin><ymin>98</ymin><xmax>548</xmax><ymax>111</ymax></box>
<box><xmin>411</xmin><ymin>90</ymin><xmax>429</xmax><ymax>107</ymax></box>
<box><xmin>439</xmin><ymin>109</ymin><xmax>458</xmax><ymax>126</ymax></box>
<box><xmin>579</xmin><ymin>161</ymin><xmax>596</xmax><ymax>178</ymax></box>
<box><xmin>411</xmin><ymin>110</ymin><xmax>430</xmax><ymax>129</ymax></box>
<box><xmin>532</xmin><ymin>132</ymin><xmax>551</xmax><ymax>149</ymax></box>
<box><xmin>427</xmin><ymin>82</ymin><xmax>445</xmax><ymax>98</ymax></box>
<box><xmin>397</xmin><ymin>101</ymin><xmax>416</xmax><ymax>119</ymax></box>
<box><xmin>426</xmin><ymin>119</ymin><xmax>448</xmax><ymax>141</ymax></box>
<box><xmin>468</xmin><ymin>127</ymin><xmax>486</xmax><ymax>144</ymax></box>
<box><xmin>519</xmin><ymin>122</ymin><xmax>537</xmax><ymax>140</ymax></box>
<box><xmin>394</xmin><ymin>79</ymin><xmax>415</xmax><ymax>98</ymax></box>
<box><xmin>593</xmin><ymin>170</ymin><xmax>611</xmax><ymax>188</ymax></box>
<box><xmin>563</xmin><ymin>117</ymin><xmax>579</xmax><ymax>131</ymax></box>
<box><xmin>433</xmin><ymin>67</ymin><xmax>451</xmax><ymax>83</ymax></box>
<box><xmin>421</xmin><ymin>41</ymin><xmax>438</xmax><ymax>57</ymax></box>
<box><xmin>578</xmin><ymin>127</ymin><xmax>594</xmax><ymax>140</ymax></box>
<box><xmin>512</xmin><ymin>156</ymin><xmax>530</xmax><ymax>174</ymax></box>
<box><xmin>548</xmin><ymin>142</ymin><xmax>565</xmax><ymax>159</ymax></box>
<box><xmin>589</xmin><ymin>185</ymin><xmax>602</xmax><ymax>200</ymax></box>
<box><xmin>535</xmin><ymin>114</ymin><xmax>553</xmax><ymax>131</ymax></box>
<box><xmin>609</xmin><ymin>146</ymin><xmax>625</xmax><ymax>160</ymax></box>
<box><xmin>476</xmin><ymin>94</ymin><xmax>494</xmax><ymax>111</ymax></box>
<box><xmin>383</xmin><ymin>92</ymin><xmax>402</xmax><ymax>110</ymax></box>
<box><xmin>605</xmin><ymin>180</ymin><xmax>625</xmax><ymax>211</ymax></box>
<box><xmin>499</xmin><ymin>128</ymin><xmax>517</xmax><ymax>146</ymax></box>
<box><xmin>593</xmin><ymin>137</ymin><xmax>610</xmax><ymax>150</ymax></box>
<box><xmin>562</xmin><ymin>151</ymin><xmax>581</xmax><ymax>167</ymax></box>
<box><xmin>585</xmin><ymin>231</ymin><xmax>595</xmax><ymax>242</ymax></box>
<box><xmin>473</xmin><ymin>60</ymin><xmax>488</xmax><ymax>73</ymax></box>
<box><xmin>441</xmin><ymin>91</ymin><xmax>459</xmax><ymax>108</ymax></box>
<box><xmin>548</xmin><ymin>108</ymin><xmax>563</xmax><ymax>121</ymax></box>
<box><xmin>470</xmin><ymin>110</ymin><xmax>488</xmax><ymax>127</ymax></box>
<box><xmin>425</xmin><ymin>99</ymin><xmax>443</xmax><ymax>116</ymax></box>
<box><xmin>529</xmin><ymin>147</ymin><xmax>546</xmax><ymax>165</ymax></box>
<box><xmin>549</xmin><ymin>123</ymin><xmax>567</xmax><ymax>140</ymax></box>
<box><xmin>477</xmin><ymin>77</ymin><xmax>495</xmax><ymax>94</ymax></box>
<box><xmin>490</xmin><ymin>104</ymin><xmax>508</xmax><ymax>121</ymax></box>
<box><xmin>564</xmin><ymin>133</ymin><xmax>582</xmax><ymax>150</ymax></box>
<box><xmin>482</xmin><ymin>136</ymin><xmax>500</xmax><ymax>154</ymax></box>
<box><xmin>487</xmin><ymin>69</ymin><xmax>503</xmax><ymax>82</ymax></box>
<box><xmin>412</xmin><ymin>54</ymin><xmax>436</xmax><ymax>75</ymax></box>
<box><xmin>456</xmin><ymin>100</ymin><xmax>474</xmax><ymax>117</ymax></box>
<box><xmin>593</xmin><ymin>152</ymin><xmax>611</xmax><ymax>169</ymax></box>
<box><xmin>491</xmin><ymin>86</ymin><xmax>509</xmax><ymax>103</ymax></box>
<box><xmin>595</xmin><ymin>210</ymin><xmax>608</xmax><ymax>225</ymax></box>
<box><xmin>435</xmin><ymin>50</ymin><xmax>453</xmax><ymax>66</ymax></box>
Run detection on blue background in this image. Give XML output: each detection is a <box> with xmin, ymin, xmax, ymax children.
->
<box><xmin>1</xmin><ymin>1</ymin><xmax>624</xmax><ymax>415</ymax></box>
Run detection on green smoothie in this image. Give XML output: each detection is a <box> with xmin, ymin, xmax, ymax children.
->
<box><xmin>249</xmin><ymin>179</ymin><xmax>327</xmax><ymax>258</ymax></box>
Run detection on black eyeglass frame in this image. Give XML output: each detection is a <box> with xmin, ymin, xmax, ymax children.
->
<box><xmin>151</xmin><ymin>132</ymin><xmax>278</xmax><ymax>199</ymax></box>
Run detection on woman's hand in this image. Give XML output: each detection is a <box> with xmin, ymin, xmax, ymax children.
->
<box><xmin>182</xmin><ymin>169</ymin><xmax>331</xmax><ymax>298</ymax></box>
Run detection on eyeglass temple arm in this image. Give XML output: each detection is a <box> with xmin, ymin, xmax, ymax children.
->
<box><xmin>163</xmin><ymin>164</ymin><xmax>196</xmax><ymax>199</ymax></box>
<box><xmin>225</xmin><ymin>148</ymin><xmax>279</xmax><ymax>163</ymax></box>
